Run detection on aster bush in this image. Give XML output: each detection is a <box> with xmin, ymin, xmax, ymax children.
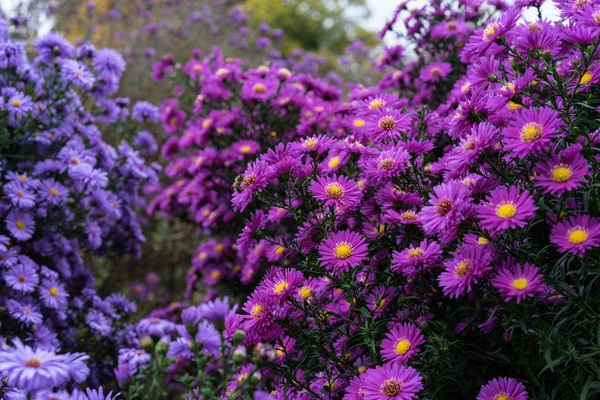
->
<box><xmin>218</xmin><ymin>0</ymin><xmax>600</xmax><ymax>399</ymax></box>
<box><xmin>148</xmin><ymin>43</ymin><xmax>344</xmax><ymax>297</ymax></box>
<box><xmin>0</xmin><ymin>17</ymin><xmax>159</xmax><ymax>397</ymax></box>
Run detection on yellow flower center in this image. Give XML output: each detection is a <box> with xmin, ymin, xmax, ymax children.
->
<box><xmin>381</xmin><ymin>379</ymin><xmax>402</xmax><ymax>396</ymax></box>
<box><xmin>395</xmin><ymin>339</ymin><xmax>411</xmax><ymax>355</ymax></box>
<box><xmin>430</xmin><ymin>67</ymin><xmax>442</xmax><ymax>77</ymax></box>
<box><xmin>551</xmin><ymin>165</ymin><xmax>573</xmax><ymax>182</ymax></box>
<box><xmin>407</xmin><ymin>248</ymin><xmax>425</xmax><ymax>258</ymax></box>
<box><xmin>252</xmin><ymin>83</ymin><xmax>267</xmax><ymax>94</ymax></box>
<box><xmin>353</xmin><ymin>119</ymin><xmax>365</xmax><ymax>127</ymax></box>
<box><xmin>496</xmin><ymin>203</ymin><xmax>517</xmax><ymax>219</ymax></box>
<box><xmin>494</xmin><ymin>393</ymin><xmax>513</xmax><ymax>400</ymax></box>
<box><xmin>240</xmin><ymin>145</ymin><xmax>252</xmax><ymax>154</ymax></box>
<box><xmin>401</xmin><ymin>210</ymin><xmax>418</xmax><ymax>221</ymax></box>
<box><xmin>49</xmin><ymin>287</ymin><xmax>59</xmax><ymax>296</ymax></box>
<box><xmin>328</xmin><ymin>156</ymin><xmax>340</xmax><ymax>168</ymax></box>
<box><xmin>507</xmin><ymin>101</ymin><xmax>522</xmax><ymax>111</ymax></box>
<box><xmin>202</xmin><ymin>119</ymin><xmax>213</xmax><ymax>129</ymax></box>
<box><xmin>324</xmin><ymin>182</ymin><xmax>344</xmax><ymax>199</ymax></box>
<box><xmin>16</xmin><ymin>190</ymin><xmax>24</xmax><ymax>198</ymax></box>
<box><xmin>273</xmin><ymin>280</ymin><xmax>289</xmax><ymax>294</ymax></box>
<box><xmin>455</xmin><ymin>260</ymin><xmax>471</xmax><ymax>278</ymax></box>
<box><xmin>49</xmin><ymin>188</ymin><xmax>59</xmax><ymax>196</ymax></box>
<box><xmin>215</xmin><ymin>244</ymin><xmax>224</xmax><ymax>252</ymax></box>
<box><xmin>483</xmin><ymin>22</ymin><xmax>499</xmax><ymax>41</ymax></box>
<box><xmin>580</xmin><ymin>72</ymin><xmax>593</xmax><ymax>85</ymax></box>
<box><xmin>11</xmin><ymin>99</ymin><xmax>21</xmax><ymax>107</ymax></box>
<box><xmin>274</xmin><ymin>246</ymin><xmax>285</xmax><ymax>255</ymax></box>
<box><xmin>369</xmin><ymin>99</ymin><xmax>386</xmax><ymax>110</ymax></box>
<box><xmin>25</xmin><ymin>357</ymin><xmax>41</xmax><ymax>368</ymax></box>
<box><xmin>251</xmin><ymin>304</ymin><xmax>265</xmax><ymax>318</ymax></box>
<box><xmin>378</xmin><ymin>115</ymin><xmax>397</xmax><ymax>131</ymax></box>
<box><xmin>299</xmin><ymin>286</ymin><xmax>312</xmax><ymax>300</ymax></box>
<box><xmin>334</xmin><ymin>242</ymin><xmax>353</xmax><ymax>259</ymax></box>
<box><xmin>461</xmin><ymin>81</ymin><xmax>471</xmax><ymax>92</ymax></box>
<box><xmin>211</xmin><ymin>270</ymin><xmax>221</xmax><ymax>279</ymax></box>
<box><xmin>303</xmin><ymin>138</ymin><xmax>318</xmax><ymax>149</ymax></box>
<box><xmin>477</xmin><ymin>237</ymin><xmax>489</xmax><ymax>245</ymax></box>
<box><xmin>215</xmin><ymin>68</ymin><xmax>229</xmax><ymax>77</ymax></box>
<box><xmin>520</xmin><ymin>122</ymin><xmax>543</xmax><ymax>143</ymax></box>
<box><xmin>378</xmin><ymin>158</ymin><xmax>395</xmax><ymax>170</ymax></box>
<box><xmin>568</xmin><ymin>228</ymin><xmax>588</xmax><ymax>244</ymax></box>
<box><xmin>512</xmin><ymin>278</ymin><xmax>528</xmax><ymax>291</ymax></box>
<box><xmin>436</xmin><ymin>199</ymin><xmax>453</xmax><ymax>216</ymax></box>
<box><xmin>15</xmin><ymin>221</ymin><xmax>26</xmax><ymax>230</ymax></box>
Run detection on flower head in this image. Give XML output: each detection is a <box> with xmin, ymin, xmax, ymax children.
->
<box><xmin>381</xmin><ymin>322</ymin><xmax>425</xmax><ymax>364</ymax></box>
<box><xmin>318</xmin><ymin>230</ymin><xmax>369</xmax><ymax>273</ymax></box>
<box><xmin>550</xmin><ymin>214</ymin><xmax>600</xmax><ymax>256</ymax></box>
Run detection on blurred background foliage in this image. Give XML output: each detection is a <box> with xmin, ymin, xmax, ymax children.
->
<box><xmin>1</xmin><ymin>0</ymin><xmax>381</xmax><ymax>311</ymax></box>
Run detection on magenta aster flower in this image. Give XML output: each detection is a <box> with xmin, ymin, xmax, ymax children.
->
<box><xmin>241</xmin><ymin>77</ymin><xmax>278</xmax><ymax>101</ymax></box>
<box><xmin>361</xmin><ymin>364</ymin><xmax>423</xmax><ymax>400</ymax></box>
<box><xmin>318</xmin><ymin>230</ymin><xmax>368</xmax><ymax>273</ymax></box>
<box><xmin>309</xmin><ymin>174</ymin><xmax>362</xmax><ymax>211</ymax></box>
<box><xmin>477</xmin><ymin>186</ymin><xmax>537</xmax><ymax>232</ymax></box>
<box><xmin>550</xmin><ymin>214</ymin><xmax>600</xmax><ymax>256</ymax></box>
<box><xmin>477</xmin><ymin>377</ymin><xmax>528</xmax><ymax>400</ymax></box>
<box><xmin>381</xmin><ymin>322</ymin><xmax>425</xmax><ymax>364</ymax></box>
<box><xmin>504</xmin><ymin>108</ymin><xmax>563</xmax><ymax>158</ymax></box>
<box><xmin>419</xmin><ymin>181</ymin><xmax>472</xmax><ymax>238</ymax></box>
<box><xmin>363</xmin><ymin>144</ymin><xmax>411</xmax><ymax>183</ymax></box>
<box><xmin>261</xmin><ymin>267</ymin><xmax>305</xmax><ymax>298</ymax></box>
<box><xmin>493</xmin><ymin>263</ymin><xmax>544</xmax><ymax>303</ymax></box>
<box><xmin>391</xmin><ymin>239</ymin><xmax>443</xmax><ymax>277</ymax></box>
<box><xmin>438</xmin><ymin>244</ymin><xmax>493</xmax><ymax>298</ymax></box>
<box><xmin>241</xmin><ymin>289</ymin><xmax>282</xmax><ymax>343</ymax></box>
<box><xmin>462</xmin><ymin>9</ymin><xmax>520</xmax><ymax>60</ymax></box>
<box><xmin>237</xmin><ymin>210</ymin><xmax>266</xmax><ymax>254</ymax></box>
<box><xmin>534</xmin><ymin>144</ymin><xmax>591</xmax><ymax>196</ymax></box>
<box><xmin>420</xmin><ymin>61</ymin><xmax>452</xmax><ymax>83</ymax></box>
<box><xmin>365</xmin><ymin>108</ymin><xmax>410</xmax><ymax>143</ymax></box>
<box><xmin>232</xmin><ymin>160</ymin><xmax>271</xmax><ymax>212</ymax></box>
<box><xmin>0</xmin><ymin>339</ymin><xmax>71</xmax><ymax>392</ymax></box>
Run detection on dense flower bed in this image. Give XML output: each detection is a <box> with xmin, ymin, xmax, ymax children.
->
<box><xmin>0</xmin><ymin>17</ymin><xmax>159</xmax><ymax>398</ymax></box>
<box><xmin>4</xmin><ymin>0</ymin><xmax>600</xmax><ymax>399</ymax></box>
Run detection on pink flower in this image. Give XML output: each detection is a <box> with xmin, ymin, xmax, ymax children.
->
<box><xmin>493</xmin><ymin>263</ymin><xmax>544</xmax><ymax>303</ymax></box>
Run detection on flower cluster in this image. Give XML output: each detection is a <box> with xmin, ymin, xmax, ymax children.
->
<box><xmin>114</xmin><ymin>296</ymin><xmax>276</xmax><ymax>399</ymax></box>
<box><xmin>148</xmin><ymin>44</ymin><xmax>343</xmax><ymax>296</ymax></box>
<box><xmin>0</xmin><ymin>18</ymin><xmax>158</xmax><ymax>396</ymax></box>
<box><xmin>218</xmin><ymin>1</ymin><xmax>600</xmax><ymax>398</ymax></box>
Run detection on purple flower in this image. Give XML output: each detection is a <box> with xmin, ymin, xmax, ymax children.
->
<box><xmin>438</xmin><ymin>244</ymin><xmax>493</xmax><ymax>298</ymax></box>
<box><xmin>60</xmin><ymin>59</ymin><xmax>95</xmax><ymax>89</ymax></box>
<box><xmin>132</xmin><ymin>101</ymin><xmax>159</xmax><ymax>123</ymax></box>
<box><xmin>0</xmin><ymin>339</ymin><xmax>71</xmax><ymax>392</ymax></box>
<box><xmin>493</xmin><ymin>263</ymin><xmax>544</xmax><ymax>303</ymax></box>
<box><xmin>309</xmin><ymin>174</ymin><xmax>362</xmax><ymax>211</ymax></box>
<box><xmin>93</xmin><ymin>48</ymin><xmax>126</xmax><ymax>79</ymax></box>
<box><xmin>477</xmin><ymin>186</ymin><xmax>537</xmax><ymax>232</ymax></box>
<box><xmin>39</xmin><ymin>279</ymin><xmax>69</xmax><ymax>310</ymax></box>
<box><xmin>4</xmin><ymin>262</ymin><xmax>39</xmax><ymax>293</ymax></box>
<box><xmin>7</xmin><ymin>299</ymin><xmax>42</xmax><ymax>325</ymax></box>
<box><xmin>6</xmin><ymin>209</ymin><xmax>35</xmax><ymax>241</ymax></box>
<box><xmin>550</xmin><ymin>215</ymin><xmax>600</xmax><ymax>256</ymax></box>
<box><xmin>4</xmin><ymin>181</ymin><xmax>36</xmax><ymax>208</ymax></box>
<box><xmin>381</xmin><ymin>322</ymin><xmax>425</xmax><ymax>364</ymax></box>
<box><xmin>86</xmin><ymin>310</ymin><xmax>112</xmax><ymax>336</ymax></box>
<box><xmin>318</xmin><ymin>230</ymin><xmax>369</xmax><ymax>273</ymax></box>
<box><xmin>477</xmin><ymin>377</ymin><xmax>528</xmax><ymax>400</ymax></box>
